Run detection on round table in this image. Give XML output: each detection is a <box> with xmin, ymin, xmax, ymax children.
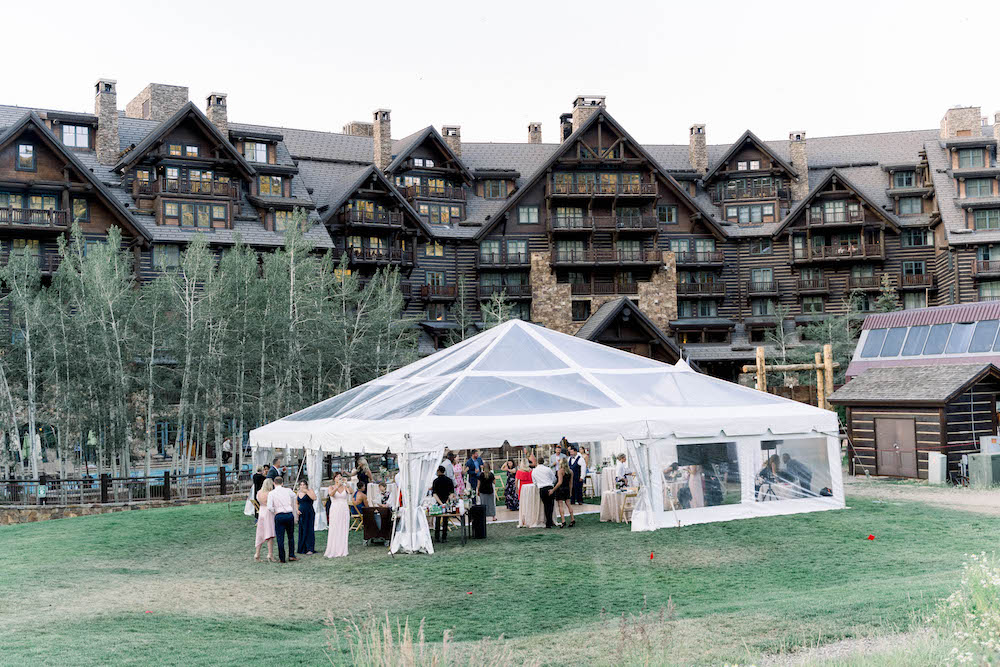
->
<box><xmin>600</xmin><ymin>490</ymin><xmax>627</xmax><ymax>522</ymax></box>
<box><xmin>517</xmin><ymin>483</ymin><xmax>545</xmax><ymax>528</ymax></box>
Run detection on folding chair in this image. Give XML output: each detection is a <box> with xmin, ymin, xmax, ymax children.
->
<box><xmin>583</xmin><ymin>475</ymin><xmax>596</xmax><ymax>499</ymax></box>
<box><xmin>349</xmin><ymin>512</ymin><xmax>363</xmax><ymax>532</ymax></box>
<box><xmin>620</xmin><ymin>491</ymin><xmax>638</xmax><ymax>523</ymax></box>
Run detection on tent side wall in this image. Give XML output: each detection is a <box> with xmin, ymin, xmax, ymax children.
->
<box><xmin>845</xmin><ymin>405</ymin><xmax>943</xmax><ymax>479</ymax></box>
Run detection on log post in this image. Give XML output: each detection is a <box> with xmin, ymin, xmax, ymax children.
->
<box><xmin>823</xmin><ymin>343</ymin><xmax>835</xmax><ymax>404</ymax></box>
<box><xmin>815</xmin><ymin>352</ymin><xmax>826</xmax><ymax>410</ymax></box>
<box><xmin>755</xmin><ymin>346</ymin><xmax>767</xmax><ymax>393</ymax></box>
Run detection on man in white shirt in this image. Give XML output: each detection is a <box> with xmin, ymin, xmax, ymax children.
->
<box><xmin>568</xmin><ymin>445</ymin><xmax>586</xmax><ymax>505</ymax></box>
<box><xmin>267</xmin><ymin>476</ymin><xmax>299</xmax><ymax>563</ymax></box>
<box><xmin>614</xmin><ymin>454</ymin><xmax>630</xmax><ymax>489</ymax></box>
<box><xmin>442</xmin><ymin>451</ymin><xmax>456</xmax><ymax>482</ymax></box>
<box><xmin>531</xmin><ymin>463</ymin><xmax>557</xmax><ymax>528</ymax></box>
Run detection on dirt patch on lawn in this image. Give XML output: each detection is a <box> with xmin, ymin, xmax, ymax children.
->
<box><xmin>845</xmin><ymin>476</ymin><xmax>1000</xmax><ymax>516</ymax></box>
<box><xmin>760</xmin><ymin>629</ymin><xmax>931</xmax><ymax>666</ymax></box>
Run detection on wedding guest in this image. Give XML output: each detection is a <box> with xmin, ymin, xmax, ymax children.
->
<box><xmin>353</xmin><ymin>458</ymin><xmax>372</xmax><ymax>489</ymax></box>
<box><xmin>267</xmin><ymin>457</ymin><xmax>281</xmax><ymax>479</ymax></box>
<box><xmin>351</xmin><ymin>482</ymin><xmax>369</xmax><ymax>516</ymax></box>
<box><xmin>251</xmin><ymin>465</ymin><xmax>267</xmax><ymax>523</ymax></box>
<box><xmin>442</xmin><ymin>451</ymin><xmax>456</xmax><ymax>483</ymax></box>
<box><xmin>266</xmin><ymin>476</ymin><xmax>298</xmax><ymax>563</ymax></box>
<box><xmin>568</xmin><ymin>445</ymin><xmax>585</xmax><ymax>505</ymax></box>
<box><xmin>500</xmin><ymin>458</ymin><xmax>519</xmax><ymax>511</ymax></box>
<box><xmin>552</xmin><ymin>459</ymin><xmax>575</xmax><ymax>527</ymax></box>
<box><xmin>549</xmin><ymin>443</ymin><xmax>567</xmax><ymax>468</ymax></box>
<box><xmin>254</xmin><ymin>478</ymin><xmax>276</xmax><ymax>562</ymax></box>
<box><xmin>531</xmin><ymin>461</ymin><xmax>557</xmax><ymax>528</ymax></box>
<box><xmin>296</xmin><ymin>479</ymin><xmax>316</xmax><ymax>555</ymax></box>
<box><xmin>431</xmin><ymin>466</ymin><xmax>456</xmax><ymax>542</ymax></box>
<box><xmin>687</xmin><ymin>465</ymin><xmax>705</xmax><ymax>509</ymax></box>
<box><xmin>325</xmin><ymin>473</ymin><xmax>351</xmax><ymax>558</ymax></box>
<box><xmin>477</xmin><ymin>461</ymin><xmax>497</xmax><ymax>521</ymax></box>
<box><xmin>515</xmin><ymin>460</ymin><xmax>533</xmax><ymax>501</ymax></box>
<box><xmin>465</xmin><ymin>450</ymin><xmax>482</xmax><ymax>496</ymax></box>
<box><xmin>614</xmin><ymin>454</ymin><xmax>630</xmax><ymax>489</ymax></box>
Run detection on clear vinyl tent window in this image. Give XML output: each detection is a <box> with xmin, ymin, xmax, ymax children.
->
<box><xmin>757</xmin><ymin>438</ymin><xmax>833</xmax><ymax>501</ymax></box>
<box><xmin>662</xmin><ymin>443</ymin><xmax>740</xmax><ymax>511</ymax></box>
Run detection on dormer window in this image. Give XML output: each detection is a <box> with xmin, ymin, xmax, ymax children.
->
<box><xmin>966</xmin><ymin>178</ymin><xmax>993</xmax><ymax>198</ymax></box>
<box><xmin>737</xmin><ymin>161</ymin><xmax>747</xmax><ymax>171</ymax></box>
<box><xmin>899</xmin><ymin>197</ymin><xmax>922</xmax><ymax>215</ymax></box>
<box><xmin>62</xmin><ymin>125</ymin><xmax>90</xmax><ymax>148</ymax></box>
<box><xmin>749</xmin><ymin>160</ymin><xmax>760</xmax><ymax>170</ymax></box>
<box><xmin>244</xmin><ymin>142</ymin><xmax>268</xmax><ymax>163</ymax></box>
<box><xmin>959</xmin><ymin>148</ymin><xmax>986</xmax><ymax>169</ymax></box>
<box><xmin>168</xmin><ymin>144</ymin><xmax>182</xmax><ymax>157</ymax></box>
<box><xmin>259</xmin><ymin>175</ymin><xmax>283</xmax><ymax>197</ymax></box>
<box><xmin>16</xmin><ymin>144</ymin><xmax>34</xmax><ymax>171</ymax></box>
<box><xmin>483</xmin><ymin>180</ymin><xmax>506</xmax><ymax>199</ymax></box>
<box><xmin>185</xmin><ymin>145</ymin><xmax>199</xmax><ymax>158</ymax></box>
<box><xmin>893</xmin><ymin>171</ymin><xmax>914</xmax><ymax>188</ymax></box>
<box><xmin>412</xmin><ymin>158</ymin><xmax>435</xmax><ymax>168</ymax></box>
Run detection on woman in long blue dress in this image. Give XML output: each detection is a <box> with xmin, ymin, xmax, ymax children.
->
<box><xmin>296</xmin><ymin>479</ymin><xmax>316</xmax><ymax>555</ymax></box>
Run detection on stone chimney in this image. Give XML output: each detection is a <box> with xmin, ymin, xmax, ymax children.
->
<box><xmin>789</xmin><ymin>131</ymin><xmax>809</xmax><ymax>200</ymax></box>
<box><xmin>442</xmin><ymin>125</ymin><xmax>461</xmax><ymax>158</ymax></box>
<box><xmin>993</xmin><ymin>112</ymin><xmax>1000</xmax><ymax>148</ymax></box>
<box><xmin>94</xmin><ymin>78</ymin><xmax>119</xmax><ymax>165</ymax></box>
<box><xmin>940</xmin><ymin>106</ymin><xmax>981</xmax><ymax>139</ymax></box>
<box><xmin>342</xmin><ymin>120</ymin><xmax>373</xmax><ymax>137</ymax></box>
<box><xmin>125</xmin><ymin>83</ymin><xmax>189</xmax><ymax>121</ymax></box>
<box><xmin>373</xmin><ymin>109</ymin><xmax>391</xmax><ymax>170</ymax></box>
<box><xmin>205</xmin><ymin>92</ymin><xmax>228</xmax><ymax>135</ymax></box>
<box><xmin>688</xmin><ymin>124</ymin><xmax>707</xmax><ymax>175</ymax></box>
<box><xmin>559</xmin><ymin>113</ymin><xmax>573</xmax><ymax>142</ymax></box>
<box><xmin>571</xmin><ymin>95</ymin><xmax>606</xmax><ymax>133</ymax></box>
<box><xmin>528</xmin><ymin>122</ymin><xmax>542</xmax><ymax>144</ymax></box>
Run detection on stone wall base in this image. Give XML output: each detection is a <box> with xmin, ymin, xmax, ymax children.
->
<box><xmin>0</xmin><ymin>493</ymin><xmax>246</xmax><ymax>526</ymax></box>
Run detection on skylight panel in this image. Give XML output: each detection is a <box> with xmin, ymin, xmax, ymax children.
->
<box><xmin>860</xmin><ymin>329</ymin><xmax>887</xmax><ymax>358</ymax></box>
<box><xmin>969</xmin><ymin>320</ymin><xmax>999</xmax><ymax>353</ymax></box>
<box><xmin>945</xmin><ymin>322</ymin><xmax>975</xmax><ymax>354</ymax></box>
<box><xmin>901</xmin><ymin>325</ymin><xmax>929</xmax><ymax>356</ymax></box>
<box><xmin>879</xmin><ymin>327</ymin><xmax>907</xmax><ymax>357</ymax></box>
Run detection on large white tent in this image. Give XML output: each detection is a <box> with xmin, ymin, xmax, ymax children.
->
<box><xmin>250</xmin><ymin>319</ymin><xmax>843</xmax><ymax>553</ymax></box>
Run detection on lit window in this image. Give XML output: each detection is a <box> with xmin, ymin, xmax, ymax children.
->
<box><xmin>518</xmin><ymin>205</ymin><xmax>539</xmax><ymax>224</ymax></box>
<box><xmin>136</xmin><ymin>169</ymin><xmax>151</xmax><ymax>183</ymax></box>
<box><xmin>181</xmin><ymin>203</ymin><xmax>194</xmax><ymax>227</ymax></box>
<box><xmin>72</xmin><ymin>198</ymin><xmax>89</xmax><ymax>222</ymax></box>
<box><xmin>16</xmin><ymin>144</ymin><xmax>34</xmax><ymax>171</ymax></box>
<box><xmin>211</xmin><ymin>204</ymin><xmax>227</xmax><ymax>222</ymax></box>
<box><xmin>243</xmin><ymin>142</ymin><xmax>267</xmax><ymax>163</ymax></box>
<box><xmin>425</xmin><ymin>242</ymin><xmax>444</xmax><ymax>257</ymax></box>
<box><xmin>168</xmin><ymin>145</ymin><xmax>182</xmax><ymax>157</ymax></box>
<box><xmin>657</xmin><ymin>204</ymin><xmax>677</xmax><ymax>224</ymax></box>
<box><xmin>259</xmin><ymin>175</ymin><xmax>283</xmax><ymax>197</ymax></box>
<box><xmin>483</xmin><ymin>180</ymin><xmax>506</xmax><ymax>199</ymax></box>
<box><xmin>163</xmin><ymin>202</ymin><xmax>180</xmax><ymax>224</ymax></box>
<box><xmin>185</xmin><ymin>145</ymin><xmax>199</xmax><ymax>157</ymax></box>
<box><xmin>899</xmin><ymin>197</ymin><xmax>922</xmax><ymax>215</ymax></box>
<box><xmin>274</xmin><ymin>210</ymin><xmax>296</xmax><ymax>232</ymax></box>
<box><xmin>749</xmin><ymin>160</ymin><xmax>760</xmax><ymax>170</ymax></box>
<box><xmin>62</xmin><ymin>125</ymin><xmax>89</xmax><ymax>148</ymax></box>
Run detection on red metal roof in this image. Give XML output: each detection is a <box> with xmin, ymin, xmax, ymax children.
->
<box><xmin>861</xmin><ymin>302</ymin><xmax>1000</xmax><ymax>330</ymax></box>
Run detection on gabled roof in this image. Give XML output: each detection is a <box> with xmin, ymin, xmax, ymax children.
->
<box><xmin>114</xmin><ymin>102</ymin><xmax>256</xmax><ymax>179</ymax></box>
<box><xmin>473</xmin><ymin>108</ymin><xmax>726</xmax><ymax>240</ymax></box>
<box><xmin>829</xmin><ymin>363</ymin><xmax>1000</xmax><ymax>405</ymax></box>
<box><xmin>772</xmin><ymin>168</ymin><xmax>900</xmax><ymax>237</ymax></box>
<box><xmin>318</xmin><ymin>163</ymin><xmax>433</xmax><ymax>237</ymax></box>
<box><xmin>0</xmin><ymin>111</ymin><xmax>150</xmax><ymax>243</ymax></box>
<box><xmin>575</xmin><ymin>296</ymin><xmax>689</xmax><ymax>367</ymax></box>
<box><xmin>703</xmin><ymin>129</ymin><xmax>799</xmax><ymax>182</ymax></box>
<box><xmin>385</xmin><ymin>125</ymin><xmax>473</xmax><ymax>182</ymax></box>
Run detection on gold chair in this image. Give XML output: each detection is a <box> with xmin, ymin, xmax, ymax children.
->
<box><xmin>620</xmin><ymin>490</ymin><xmax>638</xmax><ymax>523</ymax></box>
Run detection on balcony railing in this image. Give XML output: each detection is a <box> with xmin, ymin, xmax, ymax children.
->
<box><xmin>807</xmin><ymin>207</ymin><xmax>865</xmax><ymax>225</ymax></box>
<box><xmin>551</xmin><ymin>216</ymin><xmax>594</xmax><ymax>231</ymax></box>
<box><xmin>133</xmin><ymin>178</ymin><xmax>239</xmax><ymax>199</ymax></box>
<box><xmin>974</xmin><ymin>260</ymin><xmax>1000</xmax><ymax>277</ymax></box>
<box><xmin>420</xmin><ymin>284</ymin><xmax>457</xmax><ymax>300</ymax></box>
<box><xmin>547</xmin><ymin>181</ymin><xmax>658</xmax><ymax>197</ymax></box>
<box><xmin>796</xmin><ymin>277</ymin><xmax>830</xmax><ymax>293</ymax></box>
<box><xmin>403</xmin><ymin>184</ymin><xmax>466</xmax><ymax>201</ymax></box>
<box><xmin>477</xmin><ymin>250</ymin><xmax>531</xmax><ymax>267</ymax></box>
<box><xmin>336</xmin><ymin>247</ymin><xmax>414</xmax><ymax>265</ymax></box>
<box><xmin>746</xmin><ymin>280</ymin><xmax>779</xmax><ymax>295</ymax></box>
<box><xmin>677</xmin><ymin>282</ymin><xmax>726</xmax><ymax>296</ymax></box>
<box><xmin>343</xmin><ymin>210</ymin><xmax>403</xmax><ymax>227</ymax></box>
<box><xmin>710</xmin><ymin>182</ymin><xmax>789</xmax><ymax>203</ymax></box>
<box><xmin>570</xmin><ymin>281</ymin><xmax>638</xmax><ymax>296</ymax></box>
<box><xmin>0</xmin><ymin>208</ymin><xmax>69</xmax><ymax>228</ymax></box>
<box><xmin>898</xmin><ymin>273</ymin><xmax>935</xmax><ymax>289</ymax></box>
<box><xmin>550</xmin><ymin>248</ymin><xmax>662</xmax><ymax>265</ymax></box>
<box><xmin>847</xmin><ymin>275</ymin><xmax>885</xmax><ymax>290</ymax></box>
<box><xmin>608</xmin><ymin>215</ymin><xmax>658</xmax><ymax>231</ymax></box>
<box><xmin>478</xmin><ymin>283</ymin><xmax>532</xmax><ymax>299</ymax></box>
<box><xmin>674</xmin><ymin>250</ymin><xmax>725</xmax><ymax>265</ymax></box>
<box><xmin>792</xmin><ymin>244</ymin><xmax>883</xmax><ymax>262</ymax></box>
<box><xmin>4</xmin><ymin>252</ymin><xmax>61</xmax><ymax>275</ymax></box>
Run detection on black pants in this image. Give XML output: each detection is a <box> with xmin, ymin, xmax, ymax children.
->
<box><xmin>274</xmin><ymin>512</ymin><xmax>295</xmax><ymax>562</ymax></box>
<box><xmin>571</xmin><ymin>479</ymin><xmax>584</xmax><ymax>504</ymax></box>
<box><xmin>434</xmin><ymin>516</ymin><xmax>448</xmax><ymax>542</ymax></box>
<box><xmin>539</xmin><ymin>485</ymin><xmax>555</xmax><ymax>527</ymax></box>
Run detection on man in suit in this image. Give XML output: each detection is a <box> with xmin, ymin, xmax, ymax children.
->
<box><xmin>267</xmin><ymin>457</ymin><xmax>281</xmax><ymax>480</ymax></box>
<box><xmin>568</xmin><ymin>444</ymin><xmax>585</xmax><ymax>505</ymax></box>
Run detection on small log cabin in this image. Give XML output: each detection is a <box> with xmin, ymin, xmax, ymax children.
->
<box><xmin>829</xmin><ymin>363</ymin><xmax>1000</xmax><ymax>479</ymax></box>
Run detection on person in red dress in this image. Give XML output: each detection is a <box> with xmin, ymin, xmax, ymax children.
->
<box><xmin>514</xmin><ymin>460</ymin><xmax>533</xmax><ymax>499</ymax></box>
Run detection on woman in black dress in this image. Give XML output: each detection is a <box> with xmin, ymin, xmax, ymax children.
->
<box><xmin>500</xmin><ymin>458</ymin><xmax>518</xmax><ymax>510</ymax></box>
<box><xmin>251</xmin><ymin>466</ymin><xmax>267</xmax><ymax>523</ymax></box>
<box><xmin>552</xmin><ymin>460</ymin><xmax>575</xmax><ymax>527</ymax></box>
<box><xmin>296</xmin><ymin>479</ymin><xmax>316</xmax><ymax>555</ymax></box>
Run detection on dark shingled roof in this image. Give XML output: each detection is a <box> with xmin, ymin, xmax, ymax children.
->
<box><xmin>829</xmin><ymin>363</ymin><xmax>998</xmax><ymax>405</ymax></box>
<box><xmin>574</xmin><ymin>296</ymin><xmax>687</xmax><ymax>366</ymax></box>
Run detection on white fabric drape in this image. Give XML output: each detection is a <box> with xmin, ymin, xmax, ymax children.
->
<box><xmin>625</xmin><ymin>438</ymin><xmax>657</xmax><ymax>531</ymax></box>
<box><xmin>305</xmin><ymin>448</ymin><xmax>327</xmax><ymax>532</ymax></box>
<box><xmin>243</xmin><ymin>446</ymin><xmax>273</xmax><ymax>516</ymax></box>
<box><xmin>389</xmin><ymin>443</ymin><xmax>445</xmax><ymax>555</ymax></box>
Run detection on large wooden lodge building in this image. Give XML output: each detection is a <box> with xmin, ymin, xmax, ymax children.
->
<box><xmin>1</xmin><ymin>80</ymin><xmax>998</xmax><ymax>376</ymax></box>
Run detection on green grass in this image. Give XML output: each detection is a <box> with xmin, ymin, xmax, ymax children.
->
<box><xmin>0</xmin><ymin>494</ymin><xmax>994</xmax><ymax>665</ymax></box>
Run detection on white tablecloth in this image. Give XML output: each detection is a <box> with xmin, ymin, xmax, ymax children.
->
<box><xmin>600</xmin><ymin>490</ymin><xmax>626</xmax><ymax>522</ymax></box>
<box><xmin>599</xmin><ymin>468</ymin><xmax>616</xmax><ymax>495</ymax></box>
<box><xmin>517</xmin><ymin>483</ymin><xmax>545</xmax><ymax>528</ymax></box>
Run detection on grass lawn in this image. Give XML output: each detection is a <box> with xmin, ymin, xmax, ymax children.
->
<box><xmin>1</xmin><ymin>494</ymin><xmax>994</xmax><ymax>665</ymax></box>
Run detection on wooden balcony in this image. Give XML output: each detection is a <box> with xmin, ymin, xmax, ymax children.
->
<box><xmin>550</xmin><ymin>248</ymin><xmax>662</xmax><ymax>266</ymax></box>
<box><xmin>546</xmin><ymin>181</ymin><xmax>658</xmax><ymax>198</ymax></box>
<box><xmin>0</xmin><ymin>208</ymin><xmax>69</xmax><ymax>230</ymax></box>
<box><xmin>973</xmin><ymin>260</ymin><xmax>1000</xmax><ymax>279</ymax></box>
<box><xmin>476</xmin><ymin>250</ymin><xmax>531</xmax><ymax>268</ymax></box>
<box><xmin>133</xmin><ymin>178</ymin><xmax>239</xmax><ymax>199</ymax></box>
<box><xmin>674</xmin><ymin>251</ymin><xmax>725</xmax><ymax>267</ymax></box>
<box><xmin>806</xmin><ymin>207</ymin><xmax>865</xmax><ymax>226</ymax></box>
<box><xmin>403</xmin><ymin>184</ymin><xmax>466</xmax><ymax>201</ymax></box>
<box><xmin>4</xmin><ymin>252</ymin><xmax>61</xmax><ymax>275</ymax></box>
<box><xmin>746</xmin><ymin>280</ymin><xmax>779</xmax><ymax>296</ymax></box>
<box><xmin>551</xmin><ymin>216</ymin><xmax>594</xmax><ymax>232</ymax></box>
<box><xmin>335</xmin><ymin>247</ymin><xmax>415</xmax><ymax>266</ymax></box>
<box><xmin>342</xmin><ymin>210</ymin><xmax>404</xmax><ymax>228</ymax></box>
<box><xmin>605</xmin><ymin>215</ymin><xmax>659</xmax><ymax>232</ymax></box>
<box><xmin>795</xmin><ymin>277</ymin><xmax>830</xmax><ymax>294</ymax></box>
<box><xmin>477</xmin><ymin>283</ymin><xmax>532</xmax><ymax>299</ymax></box>
<box><xmin>847</xmin><ymin>274</ymin><xmax>886</xmax><ymax>291</ymax></box>
<box><xmin>677</xmin><ymin>282</ymin><xmax>726</xmax><ymax>297</ymax></box>
<box><xmin>897</xmin><ymin>273</ymin><xmax>936</xmax><ymax>290</ymax></box>
<box><xmin>570</xmin><ymin>281</ymin><xmax>639</xmax><ymax>296</ymax></box>
<box><xmin>710</xmin><ymin>182</ymin><xmax>789</xmax><ymax>203</ymax></box>
<box><xmin>792</xmin><ymin>243</ymin><xmax>884</xmax><ymax>263</ymax></box>
<box><xmin>420</xmin><ymin>284</ymin><xmax>458</xmax><ymax>300</ymax></box>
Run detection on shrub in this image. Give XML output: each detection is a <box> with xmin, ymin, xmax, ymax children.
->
<box><xmin>930</xmin><ymin>552</ymin><xmax>1000</xmax><ymax>665</ymax></box>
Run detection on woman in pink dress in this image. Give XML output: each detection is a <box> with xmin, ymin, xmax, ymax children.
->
<box><xmin>325</xmin><ymin>472</ymin><xmax>351</xmax><ymax>558</ymax></box>
<box><xmin>254</xmin><ymin>478</ymin><xmax>276</xmax><ymax>562</ymax></box>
